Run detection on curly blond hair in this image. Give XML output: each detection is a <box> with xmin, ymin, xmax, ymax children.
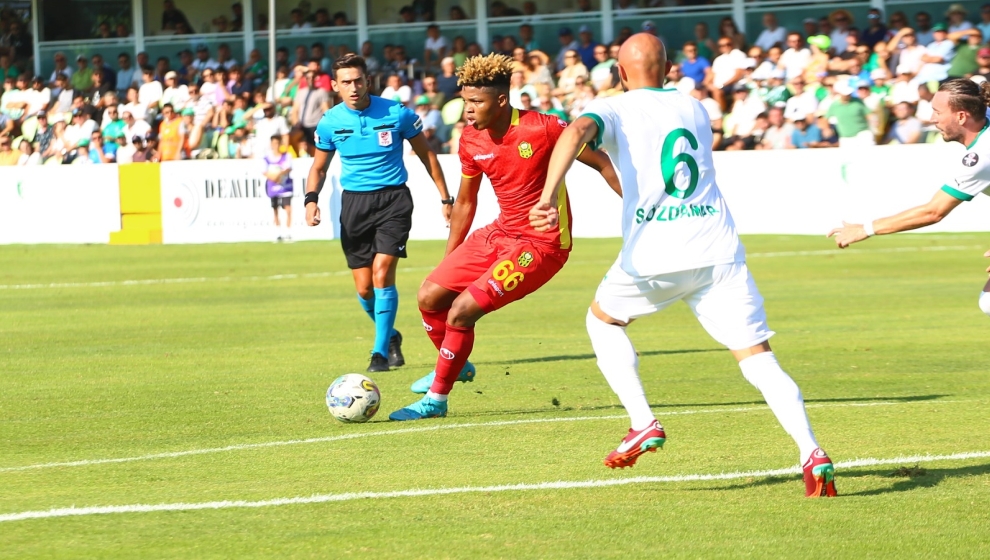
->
<box><xmin>457</xmin><ymin>53</ymin><xmax>514</xmax><ymax>89</ymax></box>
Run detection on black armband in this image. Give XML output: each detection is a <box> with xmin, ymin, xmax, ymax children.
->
<box><xmin>305</xmin><ymin>192</ymin><xmax>319</xmax><ymax>205</ymax></box>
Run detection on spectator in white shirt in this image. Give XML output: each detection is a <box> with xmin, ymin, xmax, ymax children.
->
<box><xmin>380</xmin><ymin>74</ymin><xmax>412</xmax><ymax>107</ymax></box>
<box><xmin>755</xmin><ymin>13</ymin><xmax>787</xmax><ymax>51</ymax></box>
<box><xmin>64</xmin><ymin>109</ymin><xmax>96</xmax><ymax>150</ymax></box>
<box><xmin>779</xmin><ymin>32</ymin><xmax>811</xmax><ymax>81</ymax></box>
<box><xmin>887</xmin><ymin>28</ymin><xmax>925</xmax><ymax>79</ymax></box>
<box><xmin>122</xmin><ymin>110</ymin><xmax>151</xmax><ymax>141</ymax></box>
<box><xmin>160</xmin><ymin>71</ymin><xmax>189</xmax><ymax>109</ymax></box>
<box><xmin>137</xmin><ymin>68</ymin><xmax>163</xmax><ymax>119</ymax></box>
<box><xmin>26</xmin><ymin>76</ymin><xmax>51</xmax><ymax>115</ymax></box>
<box><xmin>190</xmin><ymin>46</ymin><xmax>220</xmax><ymax>78</ymax></box>
<box><xmin>423</xmin><ymin>24</ymin><xmax>449</xmax><ymax>72</ymax></box>
<box><xmin>829</xmin><ymin>10</ymin><xmax>854</xmax><ymax>53</ymax></box>
<box><xmin>248</xmin><ymin>103</ymin><xmax>289</xmax><ymax>157</ymax></box>
<box><xmin>213</xmin><ymin>44</ymin><xmax>236</xmax><ymax>70</ymax></box>
<box><xmin>711</xmin><ymin>38</ymin><xmax>747</xmax><ymax>110</ymax></box>
<box><xmin>783</xmin><ymin>76</ymin><xmax>818</xmax><ymax>122</ymax></box>
<box><xmin>289</xmin><ymin>8</ymin><xmax>311</xmax><ymax>32</ymax></box>
<box><xmin>666</xmin><ymin>64</ymin><xmax>696</xmax><ymax>95</ymax></box>
<box><xmin>119</xmin><ymin>86</ymin><xmax>146</xmax><ymax>122</ymax></box>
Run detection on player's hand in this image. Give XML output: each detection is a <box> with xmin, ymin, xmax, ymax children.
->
<box><xmin>529</xmin><ymin>200</ymin><xmax>559</xmax><ymax>232</ymax></box>
<box><xmin>441</xmin><ymin>202</ymin><xmax>452</xmax><ymax>226</ymax></box>
<box><xmin>306</xmin><ymin>202</ymin><xmax>321</xmax><ymax>227</ymax></box>
<box><xmin>826</xmin><ymin>221</ymin><xmax>868</xmax><ymax>248</ymax></box>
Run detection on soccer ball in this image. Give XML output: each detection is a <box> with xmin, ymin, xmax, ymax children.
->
<box><xmin>326</xmin><ymin>374</ymin><xmax>381</xmax><ymax>423</ymax></box>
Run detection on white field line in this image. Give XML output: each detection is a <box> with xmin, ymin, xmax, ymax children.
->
<box><xmin>2</xmin><ymin>449</ymin><xmax>988</xmax><ymax>524</ymax></box>
<box><xmin>1</xmin><ymin>245</ymin><xmax>983</xmax><ymax>291</ymax></box>
<box><xmin>0</xmin><ymin>400</ymin><xmax>954</xmax><ymax>474</ymax></box>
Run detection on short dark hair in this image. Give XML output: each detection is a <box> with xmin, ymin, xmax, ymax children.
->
<box><xmin>270</xmin><ymin>134</ymin><xmax>282</xmax><ymax>141</ymax></box>
<box><xmin>332</xmin><ymin>53</ymin><xmax>367</xmax><ymax>78</ymax></box>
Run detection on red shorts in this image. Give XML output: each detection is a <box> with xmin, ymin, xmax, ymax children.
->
<box><xmin>427</xmin><ymin>224</ymin><xmax>570</xmax><ymax>313</ymax></box>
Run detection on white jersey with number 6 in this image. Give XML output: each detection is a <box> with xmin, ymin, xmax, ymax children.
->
<box><xmin>583</xmin><ymin>88</ymin><xmax>745</xmax><ymax>276</ymax></box>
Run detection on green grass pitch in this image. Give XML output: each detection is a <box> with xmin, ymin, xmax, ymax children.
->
<box><xmin>2</xmin><ymin>234</ymin><xmax>989</xmax><ymax>558</ymax></box>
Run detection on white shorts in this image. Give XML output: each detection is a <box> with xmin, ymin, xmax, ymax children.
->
<box><xmin>594</xmin><ymin>260</ymin><xmax>774</xmax><ymax>351</ymax></box>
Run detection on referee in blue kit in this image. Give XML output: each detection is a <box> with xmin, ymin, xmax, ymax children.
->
<box><xmin>305</xmin><ymin>53</ymin><xmax>452</xmax><ymax>373</ymax></box>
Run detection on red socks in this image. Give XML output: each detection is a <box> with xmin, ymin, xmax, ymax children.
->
<box><xmin>430</xmin><ymin>324</ymin><xmax>475</xmax><ymax>395</ymax></box>
<box><xmin>420</xmin><ymin>308</ymin><xmax>448</xmax><ymax>351</ymax></box>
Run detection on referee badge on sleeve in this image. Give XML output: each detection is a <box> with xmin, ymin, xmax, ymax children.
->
<box><xmin>378</xmin><ymin>131</ymin><xmax>393</xmax><ymax>147</ymax></box>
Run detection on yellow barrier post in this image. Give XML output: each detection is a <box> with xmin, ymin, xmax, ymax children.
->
<box><xmin>109</xmin><ymin>163</ymin><xmax>163</xmax><ymax>245</ymax></box>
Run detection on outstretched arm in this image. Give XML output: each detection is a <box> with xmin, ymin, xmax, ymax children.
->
<box><xmin>530</xmin><ymin>116</ymin><xmax>600</xmax><ymax>232</ymax></box>
<box><xmin>576</xmin><ymin>144</ymin><xmax>621</xmax><ymax>197</ymax></box>
<box><xmin>827</xmin><ymin>189</ymin><xmax>963</xmax><ymax>247</ymax></box>
<box><xmin>408</xmin><ymin>132</ymin><xmax>453</xmax><ymax>224</ymax></box>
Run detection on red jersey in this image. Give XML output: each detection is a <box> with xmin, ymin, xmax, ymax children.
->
<box><xmin>459</xmin><ymin>109</ymin><xmax>574</xmax><ymax>251</ymax></box>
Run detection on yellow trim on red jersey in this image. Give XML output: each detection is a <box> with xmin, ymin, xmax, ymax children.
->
<box><xmin>461</xmin><ymin>172</ymin><xmax>482</xmax><ymax>179</ymax></box>
<box><xmin>511</xmin><ymin>108</ymin><xmax>520</xmax><ymax>126</ymax></box>
<box><xmin>557</xmin><ymin>182</ymin><xmax>571</xmax><ymax>250</ymax></box>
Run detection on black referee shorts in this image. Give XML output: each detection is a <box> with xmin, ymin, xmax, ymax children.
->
<box><xmin>339</xmin><ymin>185</ymin><xmax>414</xmax><ymax>269</ymax></box>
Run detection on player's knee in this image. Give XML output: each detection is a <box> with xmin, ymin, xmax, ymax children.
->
<box><xmin>978</xmin><ymin>291</ymin><xmax>990</xmax><ymax>317</ymax></box>
<box><xmin>417</xmin><ymin>281</ymin><xmax>444</xmax><ymax>310</ymax></box>
<box><xmin>447</xmin><ymin>295</ymin><xmax>483</xmax><ymax>328</ymax></box>
<box><xmin>356</xmin><ymin>286</ymin><xmax>374</xmax><ymax>300</ymax></box>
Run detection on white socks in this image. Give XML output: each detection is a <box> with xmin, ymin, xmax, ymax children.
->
<box><xmin>738</xmin><ymin>352</ymin><xmax>819</xmax><ymax>464</ymax></box>
<box><xmin>586</xmin><ymin>309</ymin><xmax>656</xmax><ymax>430</ymax></box>
<box><xmin>586</xmin><ymin>308</ymin><xmax>820</xmax><ymax>462</ymax></box>
<box><xmin>426</xmin><ymin>391</ymin><xmax>448</xmax><ymax>402</ymax></box>
<box><xmin>979</xmin><ymin>291</ymin><xmax>990</xmax><ymax>317</ymax></box>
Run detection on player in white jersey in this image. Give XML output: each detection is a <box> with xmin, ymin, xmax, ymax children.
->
<box><xmin>830</xmin><ymin>78</ymin><xmax>990</xmax><ymax>317</ymax></box>
<box><xmin>530</xmin><ymin>33</ymin><xmax>837</xmax><ymax>498</ymax></box>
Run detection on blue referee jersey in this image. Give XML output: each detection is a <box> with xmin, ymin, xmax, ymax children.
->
<box><xmin>315</xmin><ymin>96</ymin><xmax>423</xmax><ymax>192</ymax></box>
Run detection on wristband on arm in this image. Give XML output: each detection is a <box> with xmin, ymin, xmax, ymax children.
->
<box><xmin>305</xmin><ymin>192</ymin><xmax>318</xmax><ymax>205</ymax></box>
<box><xmin>863</xmin><ymin>220</ymin><xmax>875</xmax><ymax>237</ymax></box>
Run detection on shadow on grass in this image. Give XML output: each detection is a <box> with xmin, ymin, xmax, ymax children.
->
<box><xmin>473</xmin><ymin>348</ymin><xmax>721</xmax><ymax>367</ymax></box>
<box><xmin>453</xmin><ymin>394</ymin><xmax>951</xmax><ymax>418</ymax></box>
<box><xmin>682</xmin><ymin>461</ymin><xmax>990</xmax><ymax>496</ymax></box>
<box><xmin>840</xmin><ymin>462</ymin><xmax>990</xmax><ymax>496</ymax></box>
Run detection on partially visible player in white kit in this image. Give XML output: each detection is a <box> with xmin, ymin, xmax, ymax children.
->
<box><xmin>529</xmin><ymin>33</ymin><xmax>837</xmax><ymax>498</ymax></box>
<box><xmin>829</xmin><ymin>78</ymin><xmax>990</xmax><ymax>316</ymax></box>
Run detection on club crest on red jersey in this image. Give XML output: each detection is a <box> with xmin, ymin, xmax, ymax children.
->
<box><xmin>518</xmin><ymin>141</ymin><xmax>533</xmax><ymax>159</ymax></box>
<box><xmin>517</xmin><ymin>251</ymin><xmax>534</xmax><ymax>267</ymax></box>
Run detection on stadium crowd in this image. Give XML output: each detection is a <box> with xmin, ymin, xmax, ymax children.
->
<box><xmin>3</xmin><ymin>2</ymin><xmax>990</xmax><ymax>165</ymax></box>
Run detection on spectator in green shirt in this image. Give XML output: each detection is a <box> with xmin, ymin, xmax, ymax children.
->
<box><xmin>537</xmin><ymin>95</ymin><xmax>568</xmax><ymax>122</ymax></box>
<box><xmin>70</xmin><ymin>55</ymin><xmax>94</xmax><ymax>93</ymax></box>
<box><xmin>0</xmin><ymin>53</ymin><xmax>18</xmax><ymax>83</ymax></box>
<box><xmin>826</xmin><ymin>79</ymin><xmax>874</xmax><ymax>147</ymax></box>
<box><xmin>947</xmin><ymin>28</ymin><xmax>984</xmax><ymax>79</ymax></box>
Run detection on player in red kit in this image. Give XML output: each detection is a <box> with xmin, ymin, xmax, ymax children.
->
<box><xmin>389</xmin><ymin>54</ymin><xmax>621</xmax><ymax>421</ymax></box>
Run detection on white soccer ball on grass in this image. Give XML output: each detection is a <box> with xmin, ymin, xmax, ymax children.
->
<box><xmin>326</xmin><ymin>374</ymin><xmax>381</xmax><ymax>423</ymax></box>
